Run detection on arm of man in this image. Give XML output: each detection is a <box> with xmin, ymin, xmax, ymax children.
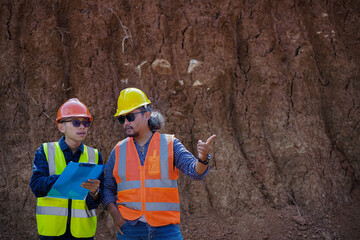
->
<box><xmin>29</xmin><ymin>144</ymin><xmax>60</xmax><ymax>197</ymax></box>
<box><xmin>102</xmin><ymin>148</ymin><xmax>126</xmax><ymax>235</ymax></box>
<box><xmin>195</xmin><ymin>134</ymin><xmax>216</xmax><ymax>174</ymax></box>
<box><xmin>173</xmin><ymin>134</ymin><xmax>216</xmax><ymax>180</ymax></box>
<box><xmin>107</xmin><ymin>202</ymin><xmax>126</xmax><ymax>235</ymax></box>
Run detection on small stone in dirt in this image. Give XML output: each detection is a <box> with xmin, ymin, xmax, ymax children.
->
<box><xmin>292</xmin><ymin>215</ymin><xmax>306</xmax><ymax>225</ymax></box>
<box><xmin>322</xmin><ymin>231</ymin><xmax>332</xmax><ymax>240</ymax></box>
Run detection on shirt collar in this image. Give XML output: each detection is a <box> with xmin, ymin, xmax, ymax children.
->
<box><xmin>58</xmin><ymin>136</ymin><xmax>84</xmax><ymax>153</ymax></box>
<box><xmin>133</xmin><ymin>131</ymin><xmax>155</xmax><ymax>147</ymax></box>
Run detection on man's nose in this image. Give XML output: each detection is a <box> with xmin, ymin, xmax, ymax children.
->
<box><xmin>124</xmin><ymin>118</ymin><xmax>130</xmax><ymax>125</ymax></box>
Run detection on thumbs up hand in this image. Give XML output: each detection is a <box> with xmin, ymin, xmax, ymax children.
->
<box><xmin>197</xmin><ymin>134</ymin><xmax>216</xmax><ymax>161</ymax></box>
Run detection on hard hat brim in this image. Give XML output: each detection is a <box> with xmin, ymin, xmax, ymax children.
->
<box><xmin>114</xmin><ymin>102</ymin><xmax>150</xmax><ymax>117</ymax></box>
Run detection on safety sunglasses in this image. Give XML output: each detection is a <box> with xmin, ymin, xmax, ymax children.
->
<box><xmin>61</xmin><ymin>119</ymin><xmax>91</xmax><ymax>128</ymax></box>
<box><xmin>118</xmin><ymin>111</ymin><xmax>147</xmax><ymax>124</ymax></box>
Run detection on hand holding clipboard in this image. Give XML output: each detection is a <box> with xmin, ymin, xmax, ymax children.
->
<box><xmin>47</xmin><ymin>162</ymin><xmax>105</xmax><ymax>200</ymax></box>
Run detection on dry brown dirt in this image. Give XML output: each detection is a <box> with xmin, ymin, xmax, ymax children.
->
<box><xmin>1</xmin><ymin>0</ymin><xmax>359</xmax><ymax>239</ymax></box>
<box><xmin>95</xmin><ymin>186</ymin><xmax>360</xmax><ymax>240</ymax></box>
<box><xmin>1</xmin><ymin>187</ymin><xmax>360</xmax><ymax>239</ymax></box>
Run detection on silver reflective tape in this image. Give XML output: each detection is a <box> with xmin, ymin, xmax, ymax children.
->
<box><xmin>117</xmin><ymin>202</ymin><xmax>142</xmax><ymax>210</ymax></box>
<box><xmin>145</xmin><ymin>179</ymin><xmax>178</xmax><ymax>188</ymax></box>
<box><xmin>160</xmin><ymin>135</ymin><xmax>169</xmax><ymax>180</ymax></box>
<box><xmin>118</xmin><ymin>139</ymin><xmax>127</xmax><ymax>180</ymax></box>
<box><xmin>36</xmin><ymin>206</ymin><xmax>68</xmax><ymax>216</ymax></box>
<box><xmin>47</xmin><ymin>142</ymin><xmax>56</xmax><ymax>175</ymax></box>
<box><xmin>145</xmin><ymin>202</ymin><xmax>180</xmax><ymax>212</ymax></box>
<box><xmin>87</xmin><ymin>147</ymin><xmax>95</xmax><ymax>164</ymax></box>
<box><xmin>71</xmin><ymin>208</ymin><xmax>96</xmax><ymax>218</ymax></box>
<box><xmin>117</xmin><ymin>180</ymin><xmax>141</xmax><ymax>191</ymax></box>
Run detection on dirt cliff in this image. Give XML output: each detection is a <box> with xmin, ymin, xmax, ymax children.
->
<box><xmin>1</xmin><ymin>0</ymin><xmax>359</xmax><ymax>239</ymax></box>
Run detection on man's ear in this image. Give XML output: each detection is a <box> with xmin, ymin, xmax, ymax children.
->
<box><xmin>145</xmin><ymin>111</ymin><xmax>151</xmax><ymax>120</ymax></box>
<box><xmin>57</xmin><ymin>122</ymin><xmax>65</xmax><ymax>133</ymax></box>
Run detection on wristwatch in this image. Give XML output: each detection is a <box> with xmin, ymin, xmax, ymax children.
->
<box><xmin>198</xmin><ymin>154</ymin><xmax>211</xmax><ymax>165</ymax></box>
<box><xmin>90</xmin><ymin>188</ymin><xmax>100</xmax><ymax>198</ymax></box>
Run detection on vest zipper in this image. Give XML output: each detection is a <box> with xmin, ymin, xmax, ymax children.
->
<box><xmin>66</xmin><ymin>199</ymin><xmax>72</xmax><ymax>235</ymax></box>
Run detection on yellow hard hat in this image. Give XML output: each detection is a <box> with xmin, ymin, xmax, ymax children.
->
<box><xmin>114</xmin><ymin>88</ymin><xmax>151</xmax><ymax>117</ymax></box>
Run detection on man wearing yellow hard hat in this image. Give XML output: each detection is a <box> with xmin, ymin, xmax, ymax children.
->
<box><xmin>103</xmin><ymin>88</ymin><xmax>216</xmax><ymax>239</ymax></box>
<box><xmin>30</xmin><ymin>98</ymin><xmax>103</xmax><ymax>239</ymax></box>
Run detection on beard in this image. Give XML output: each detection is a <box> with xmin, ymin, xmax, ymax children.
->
<box><xmin>127</xmin><ymin>132</ymin><xmax>139</xmax><ymax>137</ymax></box>
<box><xmin>125</xmin><ymin>126</ymin><xmax>139</xmax><ymax>137</ymax></box>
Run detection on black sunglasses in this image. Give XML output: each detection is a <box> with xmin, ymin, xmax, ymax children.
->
<box><xmin>118</xmin><ymin>111</ymin><xmax>147</xmax><ymax>124</ymax></box>
<box><xmin>61</xmin><ymin>119</ymin><xmax>91</xmax><ymax>128</ymax></box>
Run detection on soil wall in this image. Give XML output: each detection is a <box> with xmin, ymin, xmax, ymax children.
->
<box><xmin>0</xmin><ymin>0</ymin><xmax>359</xmax><ymax>239</ymax></box>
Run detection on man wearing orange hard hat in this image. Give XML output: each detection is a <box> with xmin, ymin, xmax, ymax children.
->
<box><xmin>30</xmin><ymin>98</ymin><xmax>103</xmax><ymax>239</ymax></box>
<box><xmin>103</xmin><ymin>88</ymin><xmax>216</xmax><ymax>239</ymax></box>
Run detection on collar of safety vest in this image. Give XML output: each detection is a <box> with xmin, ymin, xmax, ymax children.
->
<box><xmin>59</xmin><ymin>136</ymin><xmax>84</xmax><ymax>153</ymax></box>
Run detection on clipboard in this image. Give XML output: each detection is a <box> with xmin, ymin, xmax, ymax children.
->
<box><xmin>47</xmin><ymin>161</ymin><xmax>105</xmax><ymax>200</ymax></box>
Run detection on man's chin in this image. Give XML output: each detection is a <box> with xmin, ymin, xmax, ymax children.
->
<box><xmin>126</xmin><ymin>131</ymin><xmax>138</xmax><ymax>138</ymax></box>
<box><xmin>127</xmin><ymin>134</ymin><xmax>139</xmax><ymax>137</ymax></box>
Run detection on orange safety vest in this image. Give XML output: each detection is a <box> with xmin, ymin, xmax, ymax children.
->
<box><xmin>113</xmin><ymin>132</ymin><xmax>180</xmax><ymax>227</ymax></box>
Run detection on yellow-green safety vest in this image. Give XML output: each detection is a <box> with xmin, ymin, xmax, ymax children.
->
<box><xmin>36</xmin><ymin>142</ymin><xmax>99</xmax><ymax>237</ymax></box>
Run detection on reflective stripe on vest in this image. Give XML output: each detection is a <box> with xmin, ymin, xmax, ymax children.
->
<box><xmin>146</xmin><ymin>202</ymin><xmax>180</xmax><ymax>211</ymax></box>
<box><xmin>47</xmin><ymin>142</ymin><xmax>56</xmax><ymax>175</ymax></box>
<box><xmin>114</xmin><ymin>133</ymin><xmax>180</xmax><ymax>226</ymax></box>
<box><xmin>116</xmin><ymin>202</ymin><xmax>180</xmax><ymax>212</ymax></box>
<box><xmin>116</xmin><ymin>201</ymin><xmax>142</xmax><ymax>210</ymax></box>
<box><xmin>36</xmin><ymin>206</ymin><xmax>67</xmax><ymax>216</ymax></box>
<box><xmin>71</xmin><ymin>208</ymin><xmax>96</xmax><ymax>218</ymax></box>
<box><xmin>87</xmin><ymin>147</ymin><xmax>96</xmax><ymax>164</ymax></box>
<box><xmin>37</xmin><ymin>142</ymin><xmax>98</xmax><ymax>237</ymax></box>
<box><xmin>45</xmin><ymin>143</ymin><xmax>97</xmax><ymax>175</ymax></box>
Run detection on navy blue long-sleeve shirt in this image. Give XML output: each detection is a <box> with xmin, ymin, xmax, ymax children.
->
<box><xmin>29</xmin><ymin>136</ymin><xmax>104</xmax><ymax>239</ymax></box>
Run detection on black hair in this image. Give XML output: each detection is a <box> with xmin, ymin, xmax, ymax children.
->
<box><xmin>138</xmin><ymin>105</ymin><xmax>165</xmax><ymax>131</ymax></box>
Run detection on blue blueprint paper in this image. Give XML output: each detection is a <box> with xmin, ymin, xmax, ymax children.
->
<box><xmin>47</xmin><ymin>161</ymin><xmax>105</xmax><ymax>200</ymax></box>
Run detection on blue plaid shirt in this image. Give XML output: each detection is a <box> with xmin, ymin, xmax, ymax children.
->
<box><xmin>102</xmin><ymin>133</ymin><xmax>209</xmax><ymax>225</ymax></box>
<box><xmin>29</xmin><ymin>136</ymin><xmax>103</xmax><ymax>239</ymax></box>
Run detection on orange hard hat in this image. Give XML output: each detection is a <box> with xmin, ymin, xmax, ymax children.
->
<box><xmin>56</xmin><ymin>98</ymin><xmax>93</xmax><ymax>123</ymax></box>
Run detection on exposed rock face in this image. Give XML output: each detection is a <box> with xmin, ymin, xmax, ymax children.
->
<box><xmin>0</xmin><ymin>0</ymin><xmax>359</xmax><ymax>239</ymax></box>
